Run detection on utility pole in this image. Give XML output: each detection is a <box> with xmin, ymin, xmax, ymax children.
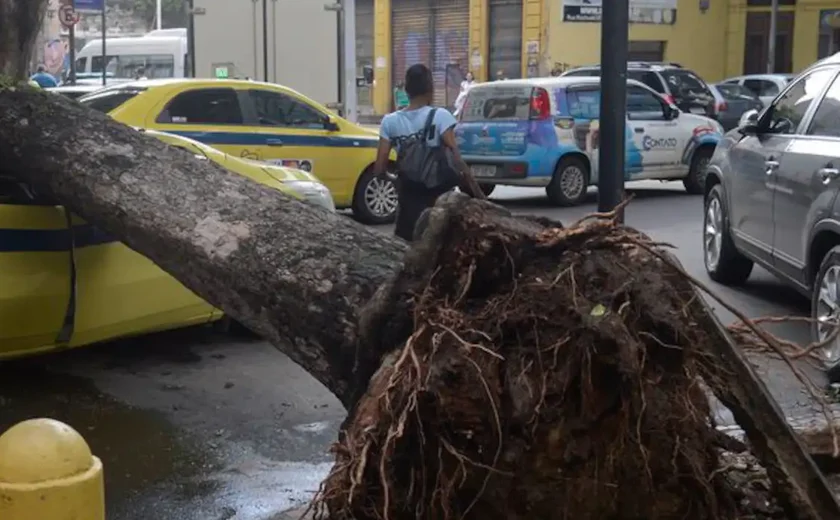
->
<box><xmin>598</xmin><ymin>0</ymin><xmax>629</xmax><ymax>220</ymax></box>
<box><xmin>767</xmin><ymin>0</ymin><xmax>778</xmax><ymax>73</ymax></box>
<box><xmin>101</xmin><ymin>3</ymin><xmax>107</xmax><ymax>86</ymax></box>
<box><xmin>342</xmin><ymin>0</ymin><xmax>357</xmax><ymax>123</ymax></box>
<box><xmin>156</xmin><ymin>0</ymin><xmax>162</xmax><ymax>30</ymax></box>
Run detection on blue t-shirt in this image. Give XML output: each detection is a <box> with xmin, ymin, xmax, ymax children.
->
<box><xmin>30</xmin><ymin>72</ymin><xmax>58</xmax><ymax>88</ymax></box>
<box><xmin>379</xmin><ymin>106</ymin><xmax>458</xmax><ymax>152</ymax></box>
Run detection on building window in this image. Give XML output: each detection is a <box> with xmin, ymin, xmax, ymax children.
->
<box><xmin>743</xmin><ymin>12</ymin><xmax>794</xmax><ymax>74</ymax></box>
<box><xmin>819</xmin><ymin>10</ymin><xmax>840</xmax><ymax>60</ymax></box>
<box><xmin>628</xmin><ymin>41</ymin><xmax>665</xmax><ymax>62</ymax></box>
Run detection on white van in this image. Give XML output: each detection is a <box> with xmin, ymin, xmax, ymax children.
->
<box><xmin>74</xmin><ymin>31</ymin><xmax>188</xmax><ymax>83</ymax></box>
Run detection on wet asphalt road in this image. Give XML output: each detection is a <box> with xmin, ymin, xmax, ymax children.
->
<box><xmin>0</xmin><ymin>181</ymin><xmax>829</xmax><ymax>519</ymax></box>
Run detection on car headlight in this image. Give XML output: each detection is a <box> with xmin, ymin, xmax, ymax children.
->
<box><xmin>284</xmin><ymin>180</ymin><xmax>335</xmax><ymax>212</ymax></box>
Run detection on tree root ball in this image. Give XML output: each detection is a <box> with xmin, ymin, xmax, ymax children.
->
<box><xmin>314</xmin><ymin>198</ymin><xmax>743</xmax><ymax>519</ymax></box>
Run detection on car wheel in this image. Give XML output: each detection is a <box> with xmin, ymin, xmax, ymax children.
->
<box><xmin>478</xmin><ymin>183</ymin><xmax>496</xmax><ymax>197</ymax></box>
<box><xmin>703</xmin><ymin>184</ymin><xmax>753</xmax><ymax>285</ymax></box>
<box><xmin>546</xmin><ymin>156</ymin><xmax>589</xmax><ymax>207</ymax></box>
<box><xmin>352</xmin><ymin>169</ymin><xmax>398</xmax><ymax>225</ymax></box>
<box><xmin>811</xmin><ymin>246</ymin><xmax>840</xmax><ymax>383</ymax></box>
<box><xmin>684</xmin><ymin>147</ymin><xmax>714</xmax><ymax>195</ymax></box>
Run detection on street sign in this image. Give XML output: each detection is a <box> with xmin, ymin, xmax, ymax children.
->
<box><xmin>59</xmin><ymin>4</ymin><xmax>80</xmax><ymax>27</ymax></box>
<box><xmin>74</xmin><ymin>0</ymin><xmax>104</xmax><ymax>12</ymax></box>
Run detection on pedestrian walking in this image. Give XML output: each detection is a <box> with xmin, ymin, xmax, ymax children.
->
<box><xmin>460</xmin><ymin>71</ymin><xmax>475</xmax><ymax>91</ymax></box>
<box><xmin>29</xmin><ymin>65</ymin><xmax>58</xmax><ymax>88</ymax></box>
<box><xmin>375</xmin><ymin>64</ymin><xmax>485</xmax><ymax>242</ymax></box>
<box><xmin>453</xmin><ymin>71</ymin><xmax>476</xmax><ymax>117</ymax></box>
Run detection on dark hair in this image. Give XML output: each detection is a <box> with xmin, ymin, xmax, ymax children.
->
<box><xmin>404</xmin><ymin>64</ymin><xmax>433</xmax><ymax>98</ymax></box>
<box><xmin>36</xmin><ymin>64</ymin><xmax>46</xmax><ymax>73</ymax></box>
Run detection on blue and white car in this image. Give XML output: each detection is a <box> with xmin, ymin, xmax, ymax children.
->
<box><xmin>454</xmin><ymin>77</ymin><xmax>724</xmax><ymax>205</ymax></box>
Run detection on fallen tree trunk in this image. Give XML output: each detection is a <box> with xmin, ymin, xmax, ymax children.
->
<box><xmin>0</xmin><ymin>85</ymin><xmax>406</xmax><ymax>407</ymax></box>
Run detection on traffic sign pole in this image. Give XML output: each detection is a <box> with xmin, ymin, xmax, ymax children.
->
<box><xmin>101</xmin><ymin>4</ymin><xmax>107</xmax><ymax>86</ymax></box>
<box><xmin>597</xmin><ymin>0</ymin><xmax>629</xmax><ymax>221</ymax></box>
<box><xmin>69</xmin><ymin>22</ymin><xmax>76</xmax><ymax>85</ymax></box>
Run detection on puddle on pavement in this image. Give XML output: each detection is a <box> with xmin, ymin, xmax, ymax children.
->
<box><xmin>0</xmin><ymin>360</ymin><xmax>218</xmax><ymax>511</ymax></box>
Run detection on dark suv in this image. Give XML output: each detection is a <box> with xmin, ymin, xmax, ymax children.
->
<box><xmin>703</xmin><ymin>53</ymin><xmax>840</xmax><ymax>380</ymax></box>
<box><xmin>561</xmin><ymin>62</ymin><xmax>717</xmax><ymax>119</ymax></box>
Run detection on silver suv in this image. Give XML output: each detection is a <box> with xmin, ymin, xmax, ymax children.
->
<box><xmin>703</xmin><ymin>53</ymin><xmax>840</xmax><ymax>380</ymax></box>
<box><xmin>562</xmin><ymin>62</ymin><xmax>717</xmax><ymax>119</ymax></box>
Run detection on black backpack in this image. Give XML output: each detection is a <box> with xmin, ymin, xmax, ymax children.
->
<box><xmin>396</xmin><ymin>108</ymin><xmax>460</xmax><ymax>190</ymax></box>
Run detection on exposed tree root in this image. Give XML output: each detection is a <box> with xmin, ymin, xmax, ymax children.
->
<box><xmin>311</xmin><ymin>195</ymin><xmax>804</xmax><ymax>519</ymax></box>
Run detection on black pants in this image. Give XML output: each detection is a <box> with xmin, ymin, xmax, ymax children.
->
<box><xmin>394</xmin><ymin>179</ymin><xmax>449</xmax><ymax>242</ymax></box>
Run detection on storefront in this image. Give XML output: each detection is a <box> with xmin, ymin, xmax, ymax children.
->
<box><xmin>356</xmin><ymin>0</ymin><xmax>375</xmax><ymax>115</ymax></box>
<box><xmin>390</xmin><ymin>0</ymin><xmax>470</xmax><ymax>109</ymax></box>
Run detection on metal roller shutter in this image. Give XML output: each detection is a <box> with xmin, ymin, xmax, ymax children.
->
<box><xmin>356</xmin><ymin>0</ymin><xmax>375</xmax><ymax>113</ymax></box>
<box><xmin>488</xmin><ymin>0</ymin><xmax>523</xmax><ymax>80</ymax></box>
<box><xmin>391</xmin><ymin>0</ymin><xmax>469</xmax><ymax>110</ymax></box>
<box><xmin>432</xmin><ymin>0</ymin><xmax>470</xmax><ymax>108</ymax></box>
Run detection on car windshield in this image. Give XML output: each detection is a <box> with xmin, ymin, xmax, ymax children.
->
<box><xmin>660</xmin><ymin>70</ymin><xmax>710</xmax><ymax>96</ymax></box>
<box><xmin>79</xmin><ymin>87</ymin><xmax>147</xmax><ymax>113</ymax></box>
<box><xmin>715</xmin><ymin>84</ymin><xmax>759</xmax><ymax>101</ymax></box>
<box><xmin>460</xmin><ymin>85</ymin><xmax>534</xmax><ymax>121</ymax></box>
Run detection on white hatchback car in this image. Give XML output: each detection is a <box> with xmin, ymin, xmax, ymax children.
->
<box><xmin>719</xmin><ymin>73</ymin><xmax>796</xmax><ymax>108</ymax></box>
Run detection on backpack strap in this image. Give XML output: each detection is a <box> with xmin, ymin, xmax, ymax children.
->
<box><xmin>422</xmin><ymin>107</ymin><xmax>438</xmax><ymax>142</ymax></box>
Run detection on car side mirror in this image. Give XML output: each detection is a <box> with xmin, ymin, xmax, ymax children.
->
<box><xmin>324</xmin><ymin>114</ymin><xmax>340</xmax><ymax>131</ymax></box>
<box><xmin>738</xmin><ymin>109</ymin><xmax>760</xmax><ymax>132</ymax></box>
<box><xmin>667</xmin><ymin>105</ymin><xmax>679</xmax><ymax>120</ymax></box>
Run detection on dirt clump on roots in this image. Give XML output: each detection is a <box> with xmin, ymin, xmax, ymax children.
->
<box><xmin>314</xmin><ymin>202</ymin><xmax>757</xmax><ymax>520</ymax></box>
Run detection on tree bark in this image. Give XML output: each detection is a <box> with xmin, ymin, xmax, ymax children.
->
<box><xmin>0</xmin><ymin>86</ymin><xmax>407</xmax><ymax>407</ymax></box>
<box><xmin>0</xmin><ymin>0</ymin><xmax>48</xmax><ymax>79</ymax></box>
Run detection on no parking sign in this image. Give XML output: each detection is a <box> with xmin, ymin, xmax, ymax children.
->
<box><xmin>59</xmin><ymin>1</ymin><xmax>81</xmax><ymax>28</ymax></box>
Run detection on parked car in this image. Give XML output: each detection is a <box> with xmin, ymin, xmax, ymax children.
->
<box><xmin>719</xmin><ymin>73</ymin><xmax>796</xmax><ymax>108</ymax></box>
<box><xmin>710</xmin><ymin>83</ymin><xmax>765</xmax><ymax>131</ymax></box>
<box><xmin>561</xmin><ymin>61</ymin><xmax>718</xmax><ymax>120</ymax></box>
<box><xmin>703</xmin><ymin>53</ymin><xmax>840</xmax><ymax>380</ymax></box>
<box><xmin>0</xmin><ymin>129</ymin><xmax>332</xmax><ymax>360</ymax></box>
<box><xmin>77</xmin><ymin>78</ymin><xmax>398</xmax><ymax>224</ymax></box>
<box><xmin>454</xmin><ymin>76</ymin><xmax>723</xmax><ymax>205</ymax></box>
<box><xmin>47</xmin><ymin>84</ymin><xmax>104</xmax><ymax>99</ymax></box>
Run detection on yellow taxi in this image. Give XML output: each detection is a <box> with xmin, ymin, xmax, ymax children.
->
<box><xmin>78</xmin><ymin>79</ymin><xmax>398</xmax><ymax>224</ymax></box>
<box><xmin>0</xmin><ymin>129</ymin><xmax>332</xmax><ymax>360</ymax></box>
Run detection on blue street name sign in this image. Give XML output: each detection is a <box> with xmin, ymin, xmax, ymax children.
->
<box><xmin>74</xmin><ymin>0</ymin><xmax>104</xmax><ymax>12</ymax></box>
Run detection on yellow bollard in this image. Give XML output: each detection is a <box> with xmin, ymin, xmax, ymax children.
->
<box><xmin>0</xmin><ymin>418</ymin><xmax>105</xmax><ymax>520</ymax></box>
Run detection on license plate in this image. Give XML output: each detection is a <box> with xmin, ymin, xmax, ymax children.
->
<box><xmin>690</xmin><ymin>107</ymin><xmax>706</xmax><ymax>114</ymax></box>
<box><xmin>472</xmin><ymin>165</ymin><xmax>497</xmax><ymax>177</ymax></box>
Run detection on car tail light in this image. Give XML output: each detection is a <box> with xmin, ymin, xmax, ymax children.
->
<box><xmin>530</xmin><ymin>88</ymin><xmax>551</xmax><ymax>120</ymax></box>
<box><xmin>717</xmin><ymin>101</ymin><xmax>728</xmax><ymax>112</ymax></box>
<box><xmin>662</xmin><ymin>94</ymin><xmax>676</xmax><ymax>105</ymax></box>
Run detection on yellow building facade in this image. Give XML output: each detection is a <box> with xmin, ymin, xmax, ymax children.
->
<box><xmin>371</xmin><ymin>0</ymin><xmax>840</xmax><ymax>115</ymax></box>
